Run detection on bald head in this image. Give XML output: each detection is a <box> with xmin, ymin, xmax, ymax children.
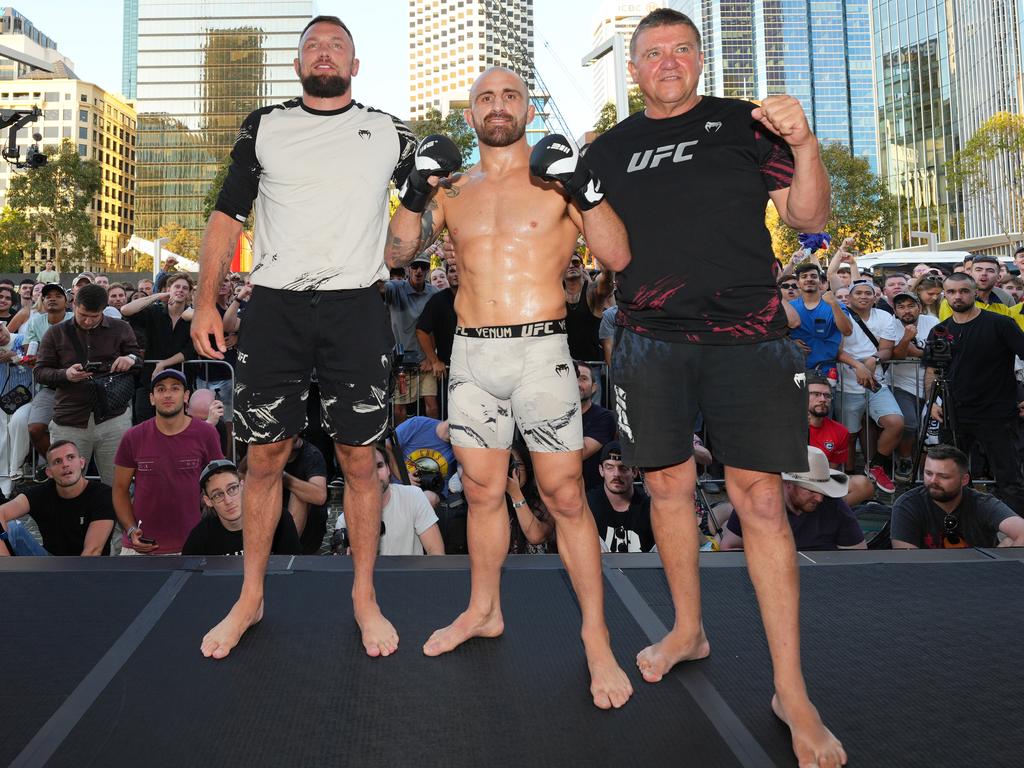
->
<box><xmin>470</xmin><ymin>67</ymin><xmax>528</xmax><ymax>102</ymax></box>
<box><xmin>188</xmin><ymin>388</ymin><xmax>216</xmax><ymax>420</ymax></box>
<box><xmin>466</xmin><ymin>67</ymin><xmax>533</xmax><ymax>148</ymax></box>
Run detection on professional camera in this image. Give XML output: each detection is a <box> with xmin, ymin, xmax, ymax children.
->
<box><xmin>1</xmin><ymin>108</ymin><xmax>48</xmax><ymax>169</ymax></box>
<box><xmin>922</xmin><ymin>325</ymin><xmax>954</xmax><ymax>368</ymax></box>
<box><xmin>415</xmin><ymin>469</ymin><xmax>444</xmax><ymax>494</ymax></box>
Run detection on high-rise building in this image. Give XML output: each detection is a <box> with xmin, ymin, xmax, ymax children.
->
<box><xmin>127</xmin><ymin>0</ymin><xmax>312</xmax><ymax>239</ymax></box>
<box><xmin>701</xmin><ymin>0</ymin><xmax>877</xmax><ymax>173</ymax></box>
<box><xmin>873</xmin><ymin>0</ymin><xmax>963</xmax><ymax>246</ymax></box>
<box><xmin>950</xmin><ymin>0</ymin><xmax>1024</xmax><ymax>238</ymax></box>
<box><xmin>408</xmin><ymin>0</ymin><xmax>534</xmax><ymax>120</ymax></box>
<box><xmin>122</xmin><ymin>0</ymin><xmax>138</xmax><ymax>100</ymax></box>
<box><xmin>0</xmin><ymin>7</ymin><xmax>75</xmax><ymax>80</ymax></box>
<box><xmin>0</xmin><ymin>74</ymin><xmax>136</xmax><ymax>272</ymax></box>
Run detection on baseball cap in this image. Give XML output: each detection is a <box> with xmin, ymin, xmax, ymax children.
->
<box><xmin>782</xmin><ymin>447</ymin><xmax>849</xmax><ymax>499</ymax></box>
<box><xmin>41</xmin><ymin>283</ymin><xmax>66</xmax><ymax>297</ymax></box>
<box><xmin>600</xmin><ymin>440</ymin><xmax>623</xmax><ymax>462</ymax></box>
<box><xmin>73</xmin><ymin>273</ymin><xmax>93</xmax><ymax>285</ymax></box>
<box><xmin>971</xmin><ymin>254</ymin><xmax>999</xmax><ymax>267</ymax></box>
<box><xmin>149</xmin><ymin>368</ymin><xmax>188</xmax><ymax>391</ymax></box>
<box><xmin>199</xmin><ymin>458</ymin><xmax>237</xmax><ymax>490</ymax></box>
<box><xmin>410</xmin><ymin>253</ymin><xmax>431</xmax><ymax>267</ymax></box>
<box><xmin>892</xmin><ymin>291</ymin><xmax>921</xmax><ymax>305</ymax></box>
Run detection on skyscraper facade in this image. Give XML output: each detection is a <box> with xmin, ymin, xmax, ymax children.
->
<box><xmin>0</xmin><ymin>7</ymin><xmax>73</xmax><ymax>80</ymax></box>
<box><xmin>128</xmin><ymin>0</ymin><xmax>312</xmax><ymax>239</ymax></box>
<box><xmin>408</xmin><ymin>0</ymin><xmax>534</xmax><ymax>120</ymax></box>
<box><xmin>122</xmin><ymin>0</ymin><xmax>138</xmax><ymax>99</ymax></box>
<box><xmin>700</xmin><ymin>0</ymin><xmax>877</xmax><ymax>173</ymax></box>
<box><xmin>872</xmin><ymin>0</ymin><xmax>963</xmax><ymax>246</ymax></box>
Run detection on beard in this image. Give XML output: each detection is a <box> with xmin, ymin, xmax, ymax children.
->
<box><xmin>477</xmin><ymin>115</ymin><xmax>526</xmax><ymax>147</ymax></box>
<box><xmin>156</xmin><ymin>403</ymin><xmax>185</xmax><ymax>419</ymax></box>
<box><xmin>809</xmin><ymin>404</ymin><xmax>830</xmax><ymax>417</ymax></box>
<box><xmin>301</xmin><ymin>72</ymin><xmax>350</xmax><ymax>99</ymax></box>
<box><xmin>927</xmin><ymin>485</ymin><xmax>960</xmax><ymax>503</ymax></box>
<box><xmin>949</xmin><ymin>296</ymin><xmax>975</xmax><ymax>312</ymax></box>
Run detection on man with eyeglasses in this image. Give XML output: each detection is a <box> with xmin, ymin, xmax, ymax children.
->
<box><xmin>113</xmin><ymin>369</ymin><xmax>223</xmax><ymax>555</ymax></box>
<box><xmin>385</xmin><ymin>252</ymin><xmax>440</xmax><ymax>422</ymax></box>
<box><xmin>892</xmin><ymin>445</ymin><xmax>1024</xmax><ymax>549</ymax></box>
<box><xmin>183</xmin><ymin>460</ymin><xmax>301</xmax><ymax>557</ymax></box>
<box><xmin>806</xmin><ymin>376</ymin><xmax>874</xmax><ymax>505</ymax></box>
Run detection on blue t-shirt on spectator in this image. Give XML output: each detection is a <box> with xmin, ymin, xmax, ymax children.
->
<box><xmin>789</xmin><ymin>298</ymin><xmax>845</xmax><ymax>369</ymax></box>
<box><xmin>394</xmin><ymin>416</ymin><xmax>456</xmax><ymax>496</ymax></box>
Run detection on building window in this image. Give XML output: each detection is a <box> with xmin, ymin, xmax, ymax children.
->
<box><xmin>79</xmin><ymin>110</ymin><xmax>88</xmax><ymax>122</ymax></box>
<box><xmin>78</xmin><ymin>144</ymin><xmax>87</xmax><ymax>156</ymax></box>
<box><xmin>79</xmin><ymin>127</ymin><xmax>88</xmax><ymax>140</ymax></box>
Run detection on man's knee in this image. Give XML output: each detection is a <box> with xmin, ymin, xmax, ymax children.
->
<box><xmin>461</xmin><ymin>472</ymin><xmax>506</xmax><ymax>510</ymax></box>
<box><xmin>878</xmin><ymin>414</ymin><xmax>904</xmax><ymax>432</ymax></box>
<box><xmin>335</xmin><ymin>443</ymin><xmax>376</xmax><ymax>487</ymax></box>
<box><xmin>644</xmin><ymin>461</ymin><xmax>695</xmax><ymax>502</ymax></box>
<box><xmin>245</xmin><ymin>440</ymin><xmax>293</xmax><ymax>479</ymax></box>
<box><xmin>538</xmin><ymin>481</ymin><xmax>585</xmax><ymax>520</ymax></box>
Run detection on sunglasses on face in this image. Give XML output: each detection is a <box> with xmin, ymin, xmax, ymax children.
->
<box><xmin>779</xmin><ymin>283</ymin><xmax>798</xmax><ymax>290</ymax></box>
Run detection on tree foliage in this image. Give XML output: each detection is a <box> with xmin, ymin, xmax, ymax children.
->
<box><xmin>0</xmin><ymin>206</ymin><xmax>34</xmax><ymax>271</ymax></box>
<box><xmin>947</xmin><ymin>111</ymin><xmax>1024</xmax><ymax>242</ymax></box>
<box><xmin>593</xmin><ymin>86</ymin><xmax>646</xmax><ymax>134</ymax></box>
<box><xmin>6</xmin><ymin>139</ymin><xmax>102</xmax><ymax>272</ymax></box>
<box><xmin>408</xmin><ymin>107</ymin><xmax>477</xmax><ymax>165</ymax></box>
<box><xmin>202</xmin><ymin>157</ymin><xmax>233</xmax><ymax>224</ymax></box>
<box><xmin>157</xmin><ymin>221</ymin><xmax>200</xmax><ymax>262</ymax></box>
<box><xmin>767</xmin><ymin>142</ymin><xmax>896</xmax><ymax>259</ymax></box>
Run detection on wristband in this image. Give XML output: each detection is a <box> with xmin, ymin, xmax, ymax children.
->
<box><xmin>126</xmin><ymin>526</ymin><xmax>137</xmax><ymax>539</ymax></box>
<box><xmin>511</xmin><ymin>499</ymin><xmax>527</xmax><ymax>510</ymax></box>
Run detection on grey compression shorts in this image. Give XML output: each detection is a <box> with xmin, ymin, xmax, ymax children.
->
<box><xmin>448</xmin><ymin>320</ymin><xmax>584</xmax><ymax>453</ymax></box>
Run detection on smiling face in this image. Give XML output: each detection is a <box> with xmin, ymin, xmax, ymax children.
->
<box><xmin>465</xmin><ymin>67</ymin><xmax>533</xmax><ymax>148</ymax></box>
<box><xmin>295</xmin><ymin>20</ymin><xmax>358</xmax><ymax>99</ymax></box>
<box><xmin>628</xmin><ymin>23</ymin><xmax>704</xmax><ymax>116</ymax></box>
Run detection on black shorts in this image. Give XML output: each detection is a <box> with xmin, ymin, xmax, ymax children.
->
<box><xmin>233</xmin><ymin>286</ymin><xmax>393</xmax><ymax>445</ymax></box>
<box><xmin>610</xmin><ymin>328</ymin><xmax>809</xmax><ymax>473</ymax></box>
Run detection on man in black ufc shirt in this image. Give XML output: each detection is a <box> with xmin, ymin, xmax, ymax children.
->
<box><xmin>585</xmin><ymin>9</ymin><xmax>844</xmax><ymax>767</ymax></box>
<box><xmin>191</xmin><ymin>16</ymin><xmax>414</xmax><ymax>661</ymax></box>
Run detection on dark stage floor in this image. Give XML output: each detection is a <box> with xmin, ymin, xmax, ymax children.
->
<box><xmin>4</xmin><ymin>549</ymin><xmax>1023</xmax><ymax>767</ymax></box>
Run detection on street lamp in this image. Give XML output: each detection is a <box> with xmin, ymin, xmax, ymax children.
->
<box><xmin>582</xmin><ymin>34</ymin><xmax>629</xmax><ymax>124</ymax></box>
<box><xmin>153</xmin><ymin>237</ymin><xmax>169</xmax><ymax>283</ymax></box>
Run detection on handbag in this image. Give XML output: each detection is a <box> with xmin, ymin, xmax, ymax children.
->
<box><xmin>63</xmin><ymin>319</ymin><xmax>137</xmax><ymax>421</ymax></box>
<box><xmin>0</xmin><ymin>384</ymin><xmax>31</xmax><ymax>415</ymax></box>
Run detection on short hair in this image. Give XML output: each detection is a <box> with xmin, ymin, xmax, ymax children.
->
<box><xmin>1014</xmin><ymin>244</ymin><xmax>1024</xmax><ymax>257</ymax></box>
<box><xmin>300</xmin><ymin>15</ymin><xmax>353</xmax><ymax>45</ymax></box>
<box><xmin>630</xmin><ymin>8</ymin><xmax>702</xmax><ymax>58</ymax></box>
<box><xmin>0</xmin><ymin>285</ymin><xmax>15</xmax><ymax>302</ymax></box>
<box><xmin>926</xmin><ymin>444</ymin><xmax>969</xmax><ymax>474</ymax></box>
<box><xmin>944</xmin><ymin>272</ymin><xmax>977</xmax><ymax>289</ymax></box>
<box><xmin>75</xmin><ymin>283</ymin><xmax>108</xmax><ymax>311</ymax></box>
<box><xmin>971</xmin><ymin>254</ymin><xmax>999</xmax><ymax>268</ymax></box>
<box><xmin>883</xmin><ymin>273</ymin><xmax>908</xmax><ymax>285</ymax></box>
<box><xmin>164</xmin><ymin>271</ymin><xmax>195</xmax><ymax>290</ymax></box>
<box><xmin>1002</xmin><ymin>276</ymin><xmax>1024</xmax><ymax>289</ymax></box>
<box><xmin>19</xmin><ymin>278</ymin><xmax>34</xmax><ymax>287</ymax></box>
<box><xmin>806</xmin><ymin>374</ymin><xmax>830</xmax><ymax>388</ymax></box>
<box><xmin>574</xmin><ymin>360</ymin><xmax>595</xmax><ymax>379</ymax></box>
<box><xmin>46</xmin><ymin>439</ymin><xmax>79</xmax><ymax>461</ymax></box>
<box><xmin>793</xmin><ymin>262</ymin><xmax>823</xmax><ymax>278</ymax></box>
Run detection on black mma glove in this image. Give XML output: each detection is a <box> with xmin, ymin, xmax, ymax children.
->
<box><xmin>529</xmin><ymin>134</ymin><xmax>604</xmax><ymax>211</ymax></box>
<box><xmin>398</xmin><ymin>134</ymin><xmax>462</xmax><ymax>213</ymax></box>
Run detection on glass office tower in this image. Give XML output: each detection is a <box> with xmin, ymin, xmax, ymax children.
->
<box><xmin>701</xmin><ymin>0</ymin><xmax>877</xmax><ymax>172</ymax></box>
<box><xmin>129</xmin><ymin>0</ymin><xmax>312</xmax><ymax>239</ymax></box>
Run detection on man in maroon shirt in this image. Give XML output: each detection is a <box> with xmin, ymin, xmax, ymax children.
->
<box><xmin>112</xmin><ymin>369</ymin><xmax>223</xmax><ymax>554</ymax></box>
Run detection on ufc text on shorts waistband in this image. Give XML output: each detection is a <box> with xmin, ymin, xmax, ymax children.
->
<box><xmin>455</xmin><ymin>319</ymin><xmax>567</xmax><ymax>339</ymax></box>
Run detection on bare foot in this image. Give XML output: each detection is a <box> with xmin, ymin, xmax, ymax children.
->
<box><xmin>636</xmin><ymin>626</ymin><xmax>710</xmax><ymax>683</ymax></box>
<box><xmin>422</xmin><ymin>606</ymin><xmax>504</xmax><ymax>657</ymax></box>
<box><xmin>201</xmin><ymin>598</ymin><xmax>264</xmax><ymax>659</ymax></box>
<box><xmin>583</xmin><ymin>631</ymin><xmax>633</xmax><ymax>709</ymax></box>
<box><xmin>772</xmin><ymin>693</ymin><xmax>848</xmax><ymax>768</ymax></box>
<box><xmin>354</xmin><ymin>599</ymin><xmax>399</xmax><ymax>657</ymax></box>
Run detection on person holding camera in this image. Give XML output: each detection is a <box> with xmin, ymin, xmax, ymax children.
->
<box><xmin>33</xmin><ymin>284</ymin><xmax>141</xmax><ymax>488</ymax></box>
<box><xmin>927</xmin><ymin>273</ymin><xmax>1024</xmax><ymax>515</ymax></box>
<box><xmin>938</xmin><ymin>255</ymin><xmax>1021</xmax><ymax>328</ymax></box>
<box><xmin>334</xmin><ymin>443</ymin><xmax>444</xmax><ymax>556</ymax></box>
<box><xmin>390</xmin><ymin>416</ymin><xmax>456</xmax><ymax>508</ymax></box>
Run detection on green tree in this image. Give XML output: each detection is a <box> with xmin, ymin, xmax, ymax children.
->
<box><xmin>947</xmin><ymin>111</ymin><xmax>1024</xmax><ymax>244</ymax></box>
<box><xmin>767</xmin><ymin>142</ymin><xmax>896</xmax><ymax>259</ymax></box>
<box><xmin>134</xmin><ymin>253</ymin><xmax>154</xmax><ymax>272</ymax></box>
<box><xmin>408</xmin><ymin>107</ymin><xmax>477</xmax><ymax>165</ymax></box>
<box><xmin>0</xmin><ymin>206</ymin><xmax>33</xmax><ymax>271</ymax></box>
<box><xmin>201</xmin><ymin>157</ymin><xmax>233</xmax><ymax>224</ymax></box>
<box><xmin>157</xmin><ymin>221</ymin><xmax>200</xmax><ymax>262</ymax></box>
<box><xmin>6</xmin><ymin>139</ymin><xmax>102</xmax><ymax>272</ymax></box>
<box><xmin>593</xmin><ymin>86</ymin><xmax>646</xmax><ymax>134</ymax></box>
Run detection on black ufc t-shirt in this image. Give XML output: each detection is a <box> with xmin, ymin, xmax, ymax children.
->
<box><xmin>929</xmin><ymin>310</ymin><xmax>1024</xmax><ymax>422</ymax></box>
<box><xmin>22</xmin><ymin>480</ymin><xmax>116</xmax><ymax>556</ymax></box>
<box><xmin>181</xmin><ymin>512</ymin><xmax>301</xmax><ymax>556</ymax></box>
<box><xmin>586</xmin><ymin>97</ymin><xmax>795</xmax><ymax>345</ymax></box>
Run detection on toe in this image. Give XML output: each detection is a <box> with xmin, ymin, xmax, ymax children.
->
<box><xmin>592</xmin><ymin>691</ymin><xmax>612</xmax><ymax>710</ymax></box>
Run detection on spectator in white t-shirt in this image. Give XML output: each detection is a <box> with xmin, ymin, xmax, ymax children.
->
<box><xmin>335</xmin><ymin>444</ymin><xmax>444</xmax><ymax>556</ymax></box>
<box><xmin>889</xmin><ymin>292</ymin><xmax>941</xmax><ymax>481</ymax></box>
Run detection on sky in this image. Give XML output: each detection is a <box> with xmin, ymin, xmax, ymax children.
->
<box><xmin>30</xmin><ymin>1</ymin><xmax>603</xmax><ymax>138</ymax></box>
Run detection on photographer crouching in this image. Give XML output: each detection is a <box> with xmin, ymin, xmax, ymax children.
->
<box><xmin>926</xmin><ymin>273</ymin><xmax>1024</xmax><ymax>515</ymax></box>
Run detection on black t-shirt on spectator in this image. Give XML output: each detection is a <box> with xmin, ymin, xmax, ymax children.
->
<box><xmin>930</xmin><ymin>310</ymin><xmax>1024</xmax><ymax>422</ymax></box>
<box><xmin>891</xmin><ymin>485</ymin><xmax>1014</xmax><ymax>549</ymax></box>
<box><xmin>284</xmin><ymin>441</ymin><xmax>328</xmax><ymax>554</ymax></box>
<box><xmin>726</xmin><ymin>497</ymin><xmax>863</xmax><ymax>550</ymax></box>
<box><xmin>585</xmin><ymin>96</ymin><xmax>795</xmax><ymax>344</ymax></box>
<box><xmin>22</xmin><ymin>480</ymin><xmax>116</xmax><ymax>555</ymax></box>
<box><xmin>582</xmin><ymin>403</ymin><xmax>617</xmax><ymax>490</ymax></box>
<box><xmin>587</xmin><ymin>486</ymin><xmax>654</xmax><ymax>552</ymax></box>
<box><xmin>566</xmin><ymin>291</ymin><xmax>603</xmax><ymax>362</ymax></box>
<box><xmin>416</xmin><ymin>288</ymin><xmax>458</xmax><ymax>365</ymax></box>
<box><xmin>182</xmin><ymin>512</ymin><xmax>301</xmax><ymax>556</ymax></box>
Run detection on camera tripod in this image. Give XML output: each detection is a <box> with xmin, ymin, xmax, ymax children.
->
<box><xmin>910</xmin><ymin>365</ymin><xmax>958</xmax><ymax>482</ymax></box>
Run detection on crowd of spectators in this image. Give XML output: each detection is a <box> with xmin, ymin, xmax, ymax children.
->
<box><xmin>2</xmin><ymin>238</ymin><xmax>1024</xmax><ymax>557</ymax></box>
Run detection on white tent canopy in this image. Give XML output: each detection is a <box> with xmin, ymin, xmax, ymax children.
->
<box><xmin>121</xmin><ymin>234</ymin><xmax>199</xmax><ymax>275</ymax></box>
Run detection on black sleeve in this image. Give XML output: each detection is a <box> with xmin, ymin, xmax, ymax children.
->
<box><xmin>87</xmin><ymin>483</ymin><xmax>116</xmax><ymax>523</ymax></box>
<box><xmin>271</xmin><ymin>512</ymin><xmax>302</xmax><ymax>555</ymax></box>
<box><xmin>748</xmin><ymin>101</ymin><xmax>795</xmax><ymax>191</ymax></box>
<box><xmin>215</xmin><ymin>109</ymin><xmax>266</xmax><ymax>223</ymax></box>
<box><xmin>390</xmin><ymin>115</ymin><xmax>417</xmax><ymax>187</ymax></box>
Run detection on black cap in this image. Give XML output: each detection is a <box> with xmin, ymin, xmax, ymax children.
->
<box><xmin>41</xmin><ymin>283</ymin><xmax>66</xmax><ymax>297</ymax></box>
<box><xmin>149</xmin><ymin>368</ymin><xmax>187</xmax><ymax>391</ymax></box>
<box><xmin>410</xmin><ymin>253</ymin><xmax>431</xmax><ymax>267</ymax></box>
<box><xmin>600</xmin><ymin>441</ymin><xmax>623</xmax><ymax>462</ymax></box>
<box><xmin>199</xmin><ymin>459</ymin><xmax>237</xmax><ymax>489</ymax></box>
<box><xmin>892</xmin><ymin>291</ymin><xmax>921</xmax><ymax>306</ymax></box>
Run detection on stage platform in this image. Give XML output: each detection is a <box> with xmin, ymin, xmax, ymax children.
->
<box><xmin>4</xmin><ymin>550</ymin><xmax>1023</xmax><ymax>767</ymax></box>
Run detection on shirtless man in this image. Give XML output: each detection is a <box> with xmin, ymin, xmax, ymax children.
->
<box><xmin>385</xmin><ymin>67</ymin><xmax>633</xmax><ymax>709</ymax></box>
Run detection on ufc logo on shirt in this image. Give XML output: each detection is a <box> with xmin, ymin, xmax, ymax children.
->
<box><xmin>626</xmin><ymin>140</ymin><xmax>699</xmax><ymax>173</ymax></box>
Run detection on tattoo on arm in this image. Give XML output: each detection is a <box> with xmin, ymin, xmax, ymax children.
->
<box><xmin>420</xmin><ymin>203</ymin><xmax>435</xmax><ymax>250</ymax></box>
